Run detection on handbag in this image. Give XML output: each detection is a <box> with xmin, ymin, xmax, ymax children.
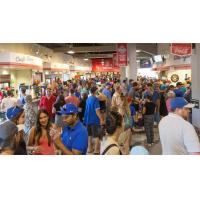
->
<box><xmin>124</xmin><ymin>113</ymin><xmax>132</xmax><ymax>130</ymax></box>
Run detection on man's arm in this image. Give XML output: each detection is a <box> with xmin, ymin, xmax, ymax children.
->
<box><xmin>96</xmin><ymin>108</ymin><xmax>104</xmax><ymax>125</ymax></box>
<box><xmin>54</xmin><ymin>136</ymin><xmax>81</xmax><ymax>155</ymax></box>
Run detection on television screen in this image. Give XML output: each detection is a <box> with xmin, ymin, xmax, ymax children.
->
<box><xmin>154</xmin><ymin>55</ymin><xmax>163</xmax><ymax>63</ymax></box>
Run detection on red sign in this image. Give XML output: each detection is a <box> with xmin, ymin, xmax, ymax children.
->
<box><xmin>92</xmin><ymin>58</ymin><xmax>119</xmax><ymax>72</ymax></box>
<box><xmin>171</xmin><ymin>43</ymin><xmax>192</xmax><ymax>56</ymax></box>
<box><xmin>117</xmin><ymin>43</ymin><xmax>127</xmax><ymax>67</ymax></box>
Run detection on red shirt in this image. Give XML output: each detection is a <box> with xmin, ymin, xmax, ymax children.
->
<box><xmin>39</xmin><ymin>95</ymin><xmax>56</xmax><ymax>118</ymax></box>
<box><xmin>65</xmin><ymin>95</ymin><xmax>80</xmax><ymax>107</ymax></box>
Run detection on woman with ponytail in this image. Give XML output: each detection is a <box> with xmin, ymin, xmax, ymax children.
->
<box><xmin>100</xmin><ymin>111</ymin><xmax>123</xmax><ymax>155</ymax></box>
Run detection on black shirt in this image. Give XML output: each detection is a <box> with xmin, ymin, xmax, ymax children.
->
<box><xmin>144</xmin><ymin>102</ymin><xmax>156</xmax><ymax>115</ymax></box>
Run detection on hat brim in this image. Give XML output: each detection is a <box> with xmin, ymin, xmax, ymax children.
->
<box><xmin>184</xmin><ymin>103</ymin><xmax>195</xmax><ymax>109</ymax></box>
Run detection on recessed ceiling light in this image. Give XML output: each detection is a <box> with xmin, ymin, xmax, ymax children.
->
<box><xmin>84</xmin><ymin>58</ymin><xmax>89</xmax><ymax>61</ymax></box>
<box><xmin>67</xmin><ymin>50</ymin><xmax>75</xmax><ymax>54</ymax></box>
<box><xmin>136</xmin><ymin>50</ymin><xmax>141</xmax><ymax>53</ymax></box>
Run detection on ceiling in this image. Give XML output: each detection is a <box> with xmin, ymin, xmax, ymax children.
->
<box><xmin>38</xmin><ymin>43</ymin><xmax>158</xmax><ymax>60</ymax></box>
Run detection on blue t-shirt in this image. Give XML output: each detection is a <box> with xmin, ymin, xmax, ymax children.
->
<box><xmin>130</xmin><ymin>105</ymin><xmax>136</xmax><ymax>116</ymax></box>
<box><xmin>174</xmin><ymin>89</ymin><xmax>184</xmax><ymax>97</ymax></box>
<box><xmin>102</xmin><ymin>88</ymin><xmax>112</xmax><ymax>100</ymax></box>
<box><xmin>152</xmin><ymin>91</ymin><xmax>160</xmax><ymax>103</ymax></box>
<box><xmin>83</xmin><ymin>95</ymin><xmax>100</xmax><ymax>126</ymax></box>
<box><xmin>61</xmin><ymin>121</ymin><xmax>88</xmax><ymax>155</ymax></box>
<box><xmin>20</xmin><ymin>96</ymin><xmax>26</xmax><ymax>105</ymax></box>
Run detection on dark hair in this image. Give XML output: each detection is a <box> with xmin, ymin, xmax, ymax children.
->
<box><xmin>35</xmin><ymin>109</ymin><xmax>51</xmax><ymax>146</ymax></box>
<box><xmin>176</xmin><ymin>82</ymin><xmax>182</xmax><ymax>87</ymax></box>
<box><xmin>90</xmin><ymin>86</ymin><xmax>98</xmax><ymax>94</ymax></box>
<box><xmin>132</xmin><ymin>82</ymin><xmax>138</xmax><ymax>87</ymax></box>
<box><xmin>147</xmin><ymin>83</ymin><xmax>152</xmax><ymax>87</ymax></box>
<box><xmin>21</xmin><ymin>87</ymin><xmax>26</xmax><ymax>94</ymax></box>
<box><xmin>55</xmin><ymin>94</ymin><xmax>65</xmax><ymax>106</ymax></box>
<box><xmin>106</xmin><ymin>111</ymin><xmax>123</xmax><ymax>135</ymax></box>
<box><xmin>70</xmin><ymin>89</ymin><xmax>75</xmax><ymax>94</ymax></box>
<box><xmin>146</xmin><ymin>95</ymin><xmax>152</xmax><ymax>101</ymax></box>
<box><xmin>7</xmin><ymin>90</ymin><xmax>12</xmax><ymax>96</ymax></box>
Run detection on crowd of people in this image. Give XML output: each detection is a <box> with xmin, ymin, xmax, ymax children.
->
<box><xmin>0</xmin><ymin>75</ymin><xmax>199</xmax><ymax>155</ymax></box>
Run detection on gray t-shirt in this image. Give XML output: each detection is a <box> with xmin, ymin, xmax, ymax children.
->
<box><xmin>159</xmin><ymin>113</ymin><xmax>200</xmax><ymax>155</ymax></box>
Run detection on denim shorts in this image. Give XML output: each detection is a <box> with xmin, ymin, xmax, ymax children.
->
<box><xmin>87</xmin><ymin>124</ymin><xmax>102</xmax><ymax>138</ymax></box>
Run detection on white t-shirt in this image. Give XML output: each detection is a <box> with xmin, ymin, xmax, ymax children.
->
<box><xmin>1</xmin><ymin>97</ymin><xmax>17</xmax><ymax>112</ymax></box>
<box><xmin>159</xmin><ymin>113</ymin><xmax>200</xmax><ymax>155</ymax></box>
<box><xmin>100</xmin><ymin>137</ymin><xmax>121</xmax><ymax>155</ymax></box>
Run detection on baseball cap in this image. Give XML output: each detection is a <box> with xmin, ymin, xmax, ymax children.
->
<box><xmin>130</xmin><ymin>146</ymin><xmax>149</xmax><ymax>155</ymax></box>
<box><xmin>170</xmin><ymin>97</ymin><xmax>195</xmax><ymax>110</ymax></box>
<box><xmin>59</xmin><ymin>103</ymin><xmax>78</xmax><ymax>115</ymax></box>
<box><xmin>106</xmin><ymin>82</ymin><xmax>111</xmax><ymax>86</ymax></box>
<box><xmin>6</xmin><ymin>106</ymin><xmax>24</xmax><ymax>120</ymax></box>
<box><xmin>0</xmin><ymin>121</ymin><xmax>18</xmax><ymax>149</ymax></box>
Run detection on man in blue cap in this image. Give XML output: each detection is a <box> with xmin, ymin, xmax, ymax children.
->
<box><xmin>159</xmin><ymin>97</ymin><xmax>200</xmax><ymax>155</ymax></box>
<box><xmin>54</xmin><ymin>103</ymin><xmax>88</xmax><ymax>155</ymax></box>
<box><xmin>174</xmin><ymin>82</ymin><xmax>184</xmax><ymax>97</ymax></box>
<box><xmin>0</xmin><ymin>106</ymin><xmax>27</xmax><ymax>155</ymax></box>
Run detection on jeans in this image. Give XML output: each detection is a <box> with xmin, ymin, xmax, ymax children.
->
<box><xmin>144</xmin><ymin>115</ymin><xmax>154</xmax><ymax>144</ymax></box>
<box><xmin>154</xmin><ymin>111</ymin><xmax>160</xmax><ymax>124</ymax></box>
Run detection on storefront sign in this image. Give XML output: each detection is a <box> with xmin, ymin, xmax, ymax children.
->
<box><xmin>92</xmin><ymin>58</ymin><xmax>119</xmax><ymax>72</ymax></box>
<box><xmin>0</xmin><ymin>75</ymin><xmax>11</xmax><ymax>83</ymax></box>
<box><xmin>171</xmin><ymin>43</ymin><xmax>192</xmax><ymax>56</ymax></box>
<box><xmin>117</xmin><ymin>43</ymin><xmax>127</xmax><ymax>67</ymax></box>
<box><xmin>0</xmin><ymin>52</ymin><xmax>43</xmax><ymax>69</ymax></box>
<box><xmin>70</xmin><ymin>66</ymin><xmax>91</xmax><ymax>72</ymax></box>
<box><xmin>52</xmin><ymin>63</ymin><xmax>69</xmax><ymax>70</ymax></box>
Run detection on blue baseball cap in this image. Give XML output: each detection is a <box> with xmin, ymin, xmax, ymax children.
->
<box><xmin>6</xmin><ymin>106</ymin><xmax>24</xmax><ymax>120</ymax></box>
<box><xmin>130</xmin><ymin>146</ymin><xmax>149</xmax><ymax>155</ymax></box>
<box><xmin>60</xmin><ymin>103</ymin><xmax>78</xmax><ymax>115</ymax></box>
<box><xmin>170</xmin><ymin>97</ymin><xmax>195</xmax><ymax>110</ymax></box>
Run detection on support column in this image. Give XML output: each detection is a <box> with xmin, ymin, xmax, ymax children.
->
<box><xmin>120</xmin><ymin>67</ymin><xmax>126</xmax><ymax>83</ymax></box>
<box><xmin>127</xmin><ymin>43</ymin><xmax>137</xmax><ymax>81</ymax></box>
<box><xmin>191</xmin><ymin>44</ymin><xmax>200</xmax><ymax>129</ymax></box>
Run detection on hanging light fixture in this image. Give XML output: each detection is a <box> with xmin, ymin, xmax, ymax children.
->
<box><xmin>67</xmin><ymin>44</ymin><xmax>75</xmax><ymax>54</ymax></box>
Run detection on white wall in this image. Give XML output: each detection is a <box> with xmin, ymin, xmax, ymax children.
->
<box><xmin>191</xmin><ymin>46</ymin><xmax>200</xmax><ymax>129</ymax></box>
<box><xmin>137</xmin><ymin>68</ymin><xmax>158</xmax><ymax>78</ymax></box>
<box><xmin>166</xmin><ymin>69</ymin><xmax>191</xmax><ymax>84</ymax></box>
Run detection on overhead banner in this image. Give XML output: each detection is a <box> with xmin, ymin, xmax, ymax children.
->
<box><xmin>117</xmin><ymin>43</ymin><xmax>127</xmax><ymax>67</ymax></box>
<box><xmin>92</xmin><ymin>58</ymin><xmax>119</xmax><ymax>72</ymax></box>
<box><xmin>171</xmin><ymin>43</ymin><xmax>192</xmax><ymax>56</ymax></box>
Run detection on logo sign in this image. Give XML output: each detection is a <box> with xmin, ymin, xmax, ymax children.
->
<box><xmin>171</xmin><ymin>43</ymin><xmax>192</xmax><ymax>56</ymax></box>
<box><xmin>171</xmin><ymin>74</ymin><xmax>179</xmax><ymax>83</ymax></box>
<box><xmin>117</xmin><ymin>43</ymin><xmax>127</xmax><ymax>67</ymax></box>
<box><xmin>92</xmin><ymin>58</ymin><xmax>119</xmax><ymax>72</ymax></box>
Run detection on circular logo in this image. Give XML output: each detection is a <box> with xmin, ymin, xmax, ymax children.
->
<box><xmin>171</xmin><ymin>74</ymin><xmax>179</xmax><ymax>82</ymax></box>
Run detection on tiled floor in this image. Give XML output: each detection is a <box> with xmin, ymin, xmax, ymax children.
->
<box><xmin>131</xmin><ymin>126</ymin><xmax>162</xmax><ymax>155</ymax></box>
